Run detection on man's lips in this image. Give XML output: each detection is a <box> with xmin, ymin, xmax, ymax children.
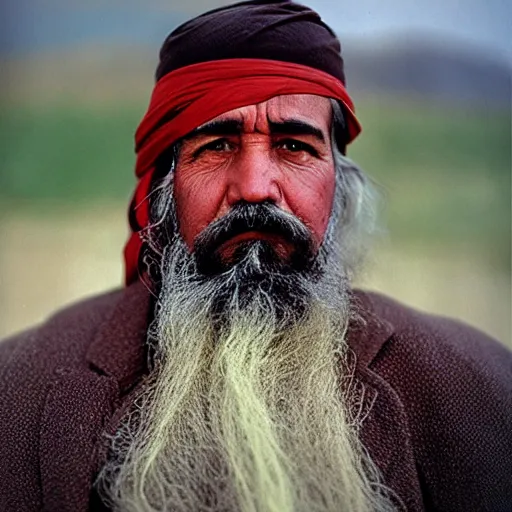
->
<box><xmin>193</xmin><ymin>203</ymin><xmax>316</xmax><ymax>275</ymax></box>
<box><xmin>217</xmin><ymin>231</ymin><xmax>292</xmax><ymax>258</ymax></box>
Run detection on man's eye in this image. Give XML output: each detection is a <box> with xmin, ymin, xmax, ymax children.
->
<box><xmin>195</xmin><ymin>139</ymin><xmax>232</xmax><ymax>157</ymax></box>
<box><xmin>277</xmin><ymin>139</ymin><xmax>317</xmax><ymax>156</ymax></box>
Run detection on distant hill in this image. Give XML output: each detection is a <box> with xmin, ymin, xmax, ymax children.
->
<box><xmin>343</xmin><ymin>37</ymin><xmax>511</xmax><ymax>107</ymax></box>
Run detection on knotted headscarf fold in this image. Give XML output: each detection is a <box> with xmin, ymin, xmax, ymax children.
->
<box><xmin>125</xmin><ymin>0</ymin><xmax>361</xmax><ymax>285</ymax></box>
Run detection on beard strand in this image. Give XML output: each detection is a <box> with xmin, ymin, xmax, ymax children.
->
<box><xmin>95</xmin><ymin>204</ymin><xmax>396</xmax><ymax>512</ymax></box>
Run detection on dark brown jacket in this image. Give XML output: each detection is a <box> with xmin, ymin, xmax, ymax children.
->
<box><xmin>1</xmin><ymin>282</ymin><xmax>511</xmax><ymax>511</ymax></box>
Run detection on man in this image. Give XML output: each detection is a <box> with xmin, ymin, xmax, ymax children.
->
<box><xmin>1</xmin><ymin>1</ymin><xmax>511</xmax><ymax>511</ymax></box>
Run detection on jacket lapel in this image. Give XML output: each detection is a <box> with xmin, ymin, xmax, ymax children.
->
<box><xmin>39</xmin><ymin>282</ymin><xmax>151</xmax><ymax>512</ymax></box>
<box><xmin>348</xmin><ymin>291</ymin><xmax>423</xmax><ymax>509</ymax></box>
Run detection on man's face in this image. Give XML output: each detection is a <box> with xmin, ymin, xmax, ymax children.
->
<box><xmin>173</xmin><ymin>94</ymin><xmax>336</xmax><ymax>263</ymax></box>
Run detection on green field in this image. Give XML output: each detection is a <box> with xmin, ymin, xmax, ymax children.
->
<box><xmin>0</xmin><ymin>99</ymin><xmax>510</xmax><ymax>269</ymax></box>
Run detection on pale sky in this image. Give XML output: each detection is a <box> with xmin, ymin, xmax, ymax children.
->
<box><xmin>2</xmin><ymin>0</ymin><xmax>511</xmax><ymax>61</ymax></box>
<box><xmin>306</xmin><ymin>0</ymin><xmax>511</xmax><ymax>59</ymax></box>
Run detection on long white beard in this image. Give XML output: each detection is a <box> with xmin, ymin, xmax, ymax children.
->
<box><xmin>96</xmin><ymin>231</ymin><xmax>395</xmax><ymax>511</ymax></box>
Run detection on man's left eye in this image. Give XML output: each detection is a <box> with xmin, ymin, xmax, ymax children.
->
<box><xmin>278</xmin><ymin>140</ymin><xmax>317</xmax><ymax>156</ymax></box>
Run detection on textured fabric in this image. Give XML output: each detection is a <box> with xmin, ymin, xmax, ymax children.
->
<box><xmin>1</xmin><ymin>284</ymin><xmax>511</xmax><ymax>511</ymax></box>
<box><xmin>124</xmin><ymin>0</ymin><xmax>359</xmax><ymax>285</ymax></box>
<box><xmin>155</xmin><ymin>0</ymin><xmax>347</xmax><ymax>83</ymax></box>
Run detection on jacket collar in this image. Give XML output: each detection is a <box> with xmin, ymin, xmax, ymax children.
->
<box><xmin>346</xmin><ymin>289</ymin><xmax>395</xmax><ymax>367</ymax></box>
<box><xmin>86</xmin><ymin>280</ymin><xmax>153</xmax><ymax>393</ymax></box>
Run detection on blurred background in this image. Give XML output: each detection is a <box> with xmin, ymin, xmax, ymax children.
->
<box><xmin>0</xmin><ymin>0</ymin><xmax>510</xmax><ymax>346</ymax></box>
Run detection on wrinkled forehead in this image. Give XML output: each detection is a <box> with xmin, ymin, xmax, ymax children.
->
<box><xmin>198</xmin><ymin>94</ymin><xmax>333</xmax><ymax>135</ymax></box>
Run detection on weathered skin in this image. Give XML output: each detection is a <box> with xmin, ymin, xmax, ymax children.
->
<box><xmin>174</xmin><ymin>94</ymin><xmax>336</xmax><ymax>257</ymax></box>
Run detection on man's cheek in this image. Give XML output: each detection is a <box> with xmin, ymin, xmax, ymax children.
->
<box><xmin>178</xmin><ymin>204</ymin><xmax>212</xmax><ymax>249</ymax></box>
<box><xmin>286</xmin><ymin>183</ymin><xmax>334</xmax><ymax>245</ymax></box>
<box><xmin>176</xmin><ymin>188</ymin><xmax>225</xmax><ymax>249</ymax></box>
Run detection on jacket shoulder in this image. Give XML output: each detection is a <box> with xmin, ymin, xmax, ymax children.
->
<box><xmin>0</xmin><ymin>288</ymin><xmax>125</xmax><ymax>432</ymax></box>
<box><xmin>361</xmin><ymin>289</ymin><xmax>511</xmax><ymax>379</ymax></box>
<box><xmin>360</xmin><ymin>290</ymin><xmax>512</xmax><ymax>509</ymax></box>
<box><xmin>0</xmin><ymin>288</ymin><xmax>124</xmax><ymax>373</ymax></box>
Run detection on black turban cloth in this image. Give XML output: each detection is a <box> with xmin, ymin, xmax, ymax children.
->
<box><xmin>155</xmin><ymin>0</ymin><xmax>346</xmax><ymax>85</ymax></box>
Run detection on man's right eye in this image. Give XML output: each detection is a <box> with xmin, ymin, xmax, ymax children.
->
<box><xmin>194</xmin><ymin>139</ymin><xmax>232</xmax><ymax>157</ymax></box>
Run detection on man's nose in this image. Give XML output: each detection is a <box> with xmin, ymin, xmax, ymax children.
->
<box><xmin>225</xmin><ymin>147</ymin><xmax>282</xmax><ymax>206</ymax></box>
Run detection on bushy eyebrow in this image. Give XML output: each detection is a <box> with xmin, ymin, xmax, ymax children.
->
<box><xmin>184</xmin><ymin>119</ymin><xmax>243</xmax><ymax>139</ymax></box>
<box><xmin>267</xmin><ymin>119</ymin><xmax>325</xmax><ymax>143</ymax></box>
<box><xmin>183</xmin><ymin>117</ymin><xmax>325</xmax><ymax>143</ymax></box>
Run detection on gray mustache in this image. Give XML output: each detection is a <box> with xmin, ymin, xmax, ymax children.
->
<box><xmin>193</xmin><ymin>201</ymin><xmax>315</xmax><ymax>274</ymax></box>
